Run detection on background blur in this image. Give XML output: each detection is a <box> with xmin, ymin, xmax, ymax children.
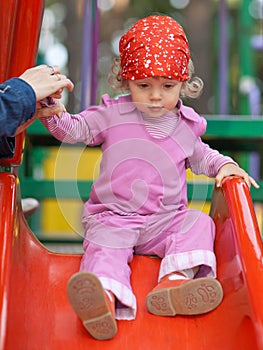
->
<box><xmin>40</xmin><ymin>0</ymin><xmax>263</xmax><ymax>115</ymax></box>
<box><xmin>23</xmin><ymin>0</ymin><xmax>263</xmax><ymax>244</ymax></box>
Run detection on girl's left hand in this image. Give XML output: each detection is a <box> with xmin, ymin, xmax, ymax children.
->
<box><xmin>215</xmin><ymin>163</ymin><xmax>259</xmax><ymax>189</ymax></box>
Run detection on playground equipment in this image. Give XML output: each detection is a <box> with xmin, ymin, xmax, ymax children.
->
<box><xmin>1</xmin><ymin>173</ymin><xmax>263</xmax><ymax>349</ymax></box>
<box><xmin>1</xmin><ymin>1</ymin><xmax>263</xmax><ymax>349</ymax></box>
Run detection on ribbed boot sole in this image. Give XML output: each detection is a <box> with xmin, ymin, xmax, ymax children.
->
<box><xmin>146</xmin><ymin>278</ymin><xmax>223</xmax><ymax>316</ymax></box>
<box><xmin>67</xmin><ymin>271</ymin><xmax>117</xmax><ymax>340</ymax></box>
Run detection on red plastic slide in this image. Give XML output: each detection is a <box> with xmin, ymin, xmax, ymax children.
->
<box><xmin>1</xmin><ymin>173</ymin><xmax>263</xmax><ymax>350</ymax></box>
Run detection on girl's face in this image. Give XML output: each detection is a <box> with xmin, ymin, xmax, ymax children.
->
<box><xmin>128</xmin><ymin>77</ymin><xmax>183</xmax><ymax>117</ymax></box>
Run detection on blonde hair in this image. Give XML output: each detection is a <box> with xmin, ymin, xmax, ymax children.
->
<box><xmin>108</xmin><ymin>57</ymin><xmax>203</xmax><ymax>99</ymax></box>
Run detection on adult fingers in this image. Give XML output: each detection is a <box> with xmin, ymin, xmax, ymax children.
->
<box><xmin>47</xmin><ymin>64</ymin><xmax>60</xmax><ymax>75</ymax></box>
<box><xmin>55</xmin><ymin>76</ymin><xmax>74</xmax><ymax>91</ymax></box>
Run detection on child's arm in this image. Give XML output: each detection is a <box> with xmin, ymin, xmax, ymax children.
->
<box><xmin>15</xmin><ymin>100</ymin><xmax>65</xmax><ymax>135</ymax></box>
<box><xmin>188</xmin><ymin>139</ymin><xmax>259</xmax><ymax>189</ymax></box>
<box><xmin>38</xmin><ymin>102</ymin><xmax>95</xmax><ymax>145</ymax></box>
<box><xmin>215</xmin><ymin>163</ymin><xmax>259</xmax><ymax>189</ymax></box>
<box><xmin>37</xmin><ymin>94</ymin><xmax>117</xmax><ymax>146</ymax></box>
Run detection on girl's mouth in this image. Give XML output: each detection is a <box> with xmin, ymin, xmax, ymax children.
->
<box><xmin>148</xmin><ymin>106</ymin><xmax>163</xmax><ymax>113</ymax></box>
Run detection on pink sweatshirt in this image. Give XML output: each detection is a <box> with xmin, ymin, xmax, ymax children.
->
<box><xmin>40</xmin><ymin>94</ymin><xmax>234</xmax><ymax>217</ymax></box>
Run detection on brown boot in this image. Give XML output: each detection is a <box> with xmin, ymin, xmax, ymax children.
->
<box><xmin>67</xmin><ymin>271</ymin><xmax>117</xmax><ymax>340</ymax></box>
<box><xmin>146</xmin><ymin>274</ymin><xmax>223</xmax><ymax>316</ymax></box>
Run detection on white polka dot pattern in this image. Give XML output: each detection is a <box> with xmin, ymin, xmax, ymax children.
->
<box><xmin>119</xmin><ymin>15</ymin><xmax>190</xmax><ymax>81</ymax></box>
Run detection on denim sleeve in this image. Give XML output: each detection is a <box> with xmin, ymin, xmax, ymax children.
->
<box><xmin>0</xmin><ymin>77</ymin><xmax>36</xmax><ymax>137</ymax></box>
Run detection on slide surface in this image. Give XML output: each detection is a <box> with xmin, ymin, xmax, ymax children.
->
<box><xmin>1</xmin><ymin>173</ymin><xmax>263</xmax><ymax>350</ymax></box>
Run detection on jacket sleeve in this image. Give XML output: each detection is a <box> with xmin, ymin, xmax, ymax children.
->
<box><xmin>40</xmin><ymin>111</ymin><xmax>94</xmax><ymax>145</ymax></box>
<box><xmin>186</xmin><ymin>138</ymin><xmax>237</xmax><ymax>177</ymax></box>
<box><xmin>40</xmin><ymin>94</ymin><xmax>115</xmax><ymax>146</ymax></box>
<box><xmin>0</xmin><ymin>78</ymin><xmax>36</xmax><ymax>137</ymax></box>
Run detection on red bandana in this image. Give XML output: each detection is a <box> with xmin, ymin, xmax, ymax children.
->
<box><xmin>119</xmin><ymin>15</ymin><xmax>190</xmax><ymax>82</ymax></box>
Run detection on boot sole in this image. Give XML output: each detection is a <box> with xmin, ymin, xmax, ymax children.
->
<box><xmin>67</xmin><ymin>271</ymin><xmax>117</xmax><ymax>340</ymax></box>
<box><xmin>146</xmin><ymin>278</ymin><xmax>223</xmax><ymax>316</ymax></box>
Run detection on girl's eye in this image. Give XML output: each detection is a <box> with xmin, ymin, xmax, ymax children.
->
<box><xmin>164</xmin><ymin>84</ymin><xmax>174</xmax><ymax>89</ymax></box>
<box><xmin>138</xmin><ymin>83</ymin><xmax>149</xmax><ymax>88</ymax></box>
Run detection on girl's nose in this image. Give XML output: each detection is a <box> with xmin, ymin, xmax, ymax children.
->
<box><xmin>150</xmin><ymin>89</ymin><xmax>162</xmax><ymax>100</ymax></box>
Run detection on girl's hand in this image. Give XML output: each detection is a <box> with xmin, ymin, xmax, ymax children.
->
<box><xmin>50</xmin><ymin>88</ymin><xmax>64</xmax><ymax>99</ymax></box>
<box><xmin>35</xmin><ymin>100</ymin><xmax>66</xmax><ymax>118</ymax></box>
<box><xmin>15</xmin><ymin>102</ymin><xmax>66</xmax><ymax>135</ymax></box>
<box><xmin>215</xmin><ymin>163</ymin><xmax>259</xmax><ymax>189</ymax></box>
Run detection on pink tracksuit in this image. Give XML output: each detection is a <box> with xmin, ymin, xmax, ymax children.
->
<box><xmin>41</xmin><ymin>94</ymin><xmax>235</xmax><ymax>320</ymax></box>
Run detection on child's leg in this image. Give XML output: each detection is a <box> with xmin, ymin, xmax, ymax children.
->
<box><xmin>80</xmin><ymin>241</ymin><xmax>137</xmax><ymax>320</ymax></box>
<box><xmin>67</xmin><ymin>240</ymin><xmax>136</xmax><ymax>339</ymax></box>
<box><xmin>136</xmin><ymin>209</ymin><xmax>223</xmax><ymax>316</ymax></box>
<box><xmin>67</xmin><ymin>271</ymin><xmax>117</xmax><ymax>340</ymax></box>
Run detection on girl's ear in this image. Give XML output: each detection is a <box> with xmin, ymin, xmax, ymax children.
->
<box><xmin>179</xmin><ymin>82</ymin><xmax>187</xmax><ymax>98</ymax></box>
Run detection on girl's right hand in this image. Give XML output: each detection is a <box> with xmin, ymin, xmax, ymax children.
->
<box><xmin>35</xmin><ymin>100</ymin><xmax>66</xmax><ymax>118</ymax></box>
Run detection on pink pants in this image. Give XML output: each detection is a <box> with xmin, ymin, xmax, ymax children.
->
<box><xmin>79</xmin><ymin>208</ymin><xmax>216</xmax><ymax>320</ymax></box>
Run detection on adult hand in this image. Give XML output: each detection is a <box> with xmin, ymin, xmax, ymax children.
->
<box><xmin>19</xmin><ymin>64</ymin><xmax>74</xmax><ymax>101</ymax></box>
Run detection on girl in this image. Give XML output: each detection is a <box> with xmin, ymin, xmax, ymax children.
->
<box><xmin>40</xmin><ymin>15</ymin><xmax>258</xmax><ymax>340</ymax></box>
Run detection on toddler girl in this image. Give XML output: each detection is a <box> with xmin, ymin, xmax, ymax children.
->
<box><xmin>40</xmin><ymin>15</ymin><xmax>258</xmax><ymax>340</ymax></box>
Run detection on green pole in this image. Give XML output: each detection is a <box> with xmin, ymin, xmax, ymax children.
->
<box><xmin>238</xmin><ymin>0</ymin><xmax>254</xmax><ymax>115</ymax></box>
<box><xmin>237</xmin><ymin>0</ymin><xmax>259</xmax><ymax>175</ymax></box>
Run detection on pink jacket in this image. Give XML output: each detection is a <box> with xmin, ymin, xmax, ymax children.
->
<box><xmin>41</xmin><ymin>94</ymin><xmax>234</xmax><ymax>216</ymax></box>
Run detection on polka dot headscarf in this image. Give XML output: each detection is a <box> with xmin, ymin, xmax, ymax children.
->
<box><xmin>119</xmin><ymin>15</ymin><xmax>190</xmax><ymax>81</ymax></box>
